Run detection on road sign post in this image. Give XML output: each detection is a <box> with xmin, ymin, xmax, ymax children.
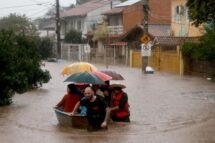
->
<box><xmin>142</xmin><ymin>0</ymin><xmax>149</xmax><ymax>73</ymax></box>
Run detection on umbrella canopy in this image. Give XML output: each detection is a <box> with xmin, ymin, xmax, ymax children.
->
<box><xmin>92</xmin><ymin>71</ymin><xmax>112</xmax><ymax>81</ymax></box>
<box><xmin>100</xmin><ymin>70</ymin><xmax>124</xmax><ymax>80</ymax></box>
<box><xmin>62</xmin><ymin>62</ymin><xmax>97</xmax><ymax>75</ymax></box>
<box><xmin>109</xmin><ymin>84</ymin><xmax>126</xmax><ymax>89</ymax></box>
<box><xmin>64</xmin><ymin>72</ymin><xmax>105</xmax><ymax>85</ymax></box>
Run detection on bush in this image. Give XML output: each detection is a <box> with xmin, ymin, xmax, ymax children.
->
<box><xmin>64</xmin><ymin>29</ymin><xmax>83</xmax><ymax>44</ymax></box>
<box><xmin>38</xmin><ymin>37</ymin><xmax>54</xmax><ymax>60</ymax></box>
<box><xmin>0</xmin><ymin>30</ymin><xmax>51</xmax><ymax>106</ymax></box>
<box><xmin>182</xmin><ymin>26</ymin><xmax>215</xmax><ymax>62</ymax></box>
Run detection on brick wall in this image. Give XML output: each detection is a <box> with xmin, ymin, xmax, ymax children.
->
<box><xmin>123</xmin><ymin>0</ymin><xmax>171</xmax><ymax>33</ymax></box>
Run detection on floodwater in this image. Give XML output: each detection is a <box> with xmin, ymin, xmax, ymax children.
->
<box><xmin>0</xmin><ymin>60</ymin><xmax>215</xmax><ymax>143</ymax></box>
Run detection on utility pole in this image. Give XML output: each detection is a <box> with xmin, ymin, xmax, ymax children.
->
<box><xmin>56</xmin><ymin>0</ymin><xmax>61</xmax><ymax>59</ymax></box>
<box><xmin>142</xmin><ymin>0</ymin><xmax>149</xmax><ymax>73</ymax></box>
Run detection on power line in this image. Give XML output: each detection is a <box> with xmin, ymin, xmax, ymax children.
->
<box><xmin>27</xmin><ymin>0</ymin><xmax>56</xmax><ymax>7</ymax></box>
<box><xmin>28</xmin><ymin>7</ymin><xmax>50</xmax><ymax>18</ymax></box>
<box><xmin>0</xmin><ymin>3</ymin><xmax>51</xmax><ymax>10</ymax></box>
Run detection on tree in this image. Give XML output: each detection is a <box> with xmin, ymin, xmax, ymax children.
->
<box><xmin>93</xmin><ymin>18</ymin><xmax>109</xmax><ymax>41</ymax></box>
<box><xmin>38</xmin><ymin>37</ymin><xmax>54</xmax><ymax>60</ymax></box>
<box><xmin>182</xmin><ymin>25</ymin><xmax>215</xmax><ymax>62</ymax></box>
<box><xmin>186</xmin><ymin>0</ymin><xmax>215</xmax><ymax>26</ymax></box>
<box><xmin>76</xmin><ymin>0</ymin><xmax>90</xmax><ymax>5</ymax></box>
<box><xmin>0</xmin><ymin>14</ymin><xmax>37</xmax><ymax>35</ymax></box>
<box><xmin>0</xmin><ymin>30</ymin><xmax>51</xmax><ymax>106</ymax></box>
<box><xmin>69</xmin><ymin>4</ymin><xmax>76</xmax><ymax>8</ymax></box>
<box><xmin>64</xmin><ymin>29</ymin><xmax>83</xmax><ymax>44</ymax></box>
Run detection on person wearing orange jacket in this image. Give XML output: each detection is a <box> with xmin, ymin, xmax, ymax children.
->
<box><xmin>109</xmin><ymin>87</ymin><xmax>130</xmax><ymax>122</ymax></box>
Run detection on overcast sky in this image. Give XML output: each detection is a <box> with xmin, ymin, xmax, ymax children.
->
<box><xmin>0</xmin><ymin>0</ymin><xmax>76</xmax><ymax>19</ymax></box>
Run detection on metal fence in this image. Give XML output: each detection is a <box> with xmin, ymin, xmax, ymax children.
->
<box><xmin>61</xmin><ymin>42</ymin><xmax>129</xmax><ymax>66</ymax></box>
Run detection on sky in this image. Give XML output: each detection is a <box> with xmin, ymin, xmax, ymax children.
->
<box><xmin>0</xmin><ymin>0</ymin><xmax>76</xmax><ymax>19</ymax></box>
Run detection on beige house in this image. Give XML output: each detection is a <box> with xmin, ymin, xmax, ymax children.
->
<box><xmin>171</xmin><ymin>0</ymin><xmax>203</xmax><ymax>37</ymax></box>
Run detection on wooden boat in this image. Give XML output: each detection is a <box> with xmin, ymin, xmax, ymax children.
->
<box><xmin>54</xmin><ymin>108</ymin><xmax>88</xmax><ymax>129</ymax></box>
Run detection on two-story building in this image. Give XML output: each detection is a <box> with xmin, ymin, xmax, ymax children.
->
<box><xmin>60</xmin><ymin>0</ymin><xmax>121</xmax><ymax>39</ymax></box>
<box><xmin>59</xmin><ymin>0</ymin><xmax>121</xmax><ymax>61</ymax></box>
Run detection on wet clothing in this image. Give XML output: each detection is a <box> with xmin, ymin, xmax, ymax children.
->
<box><xmin>104</xmin><ymin>95</ymin><xmax>111</xmax><ymax>107</ymax></box>
<box><xmin>80</xmin><ymin>95</ymin><xmax>107</xmax><ymax>129</ymax></box>
<box><xmin>111</xmin><ymin>92</ymin><xmax>130</xmax><ymax>122</ymax></box>
<box><xmin>57</xmin><ymin>94</ymin><xmax>82</xmax><ymax>112</ymax></box>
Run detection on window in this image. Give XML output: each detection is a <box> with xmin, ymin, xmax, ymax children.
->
<box><xmin>70</xmin><ymin>20</ymin><xmax>75</xmax><ymax>29</ymax></box>
<box><xmin>175</xmin><ymin>6</ymin><xmax>180</xmax><ymax>22</ymax></box>
<box><xmin>185</xmin><ymin>7</ymin><xmax>189</xmax><ymax>22</ymax></box>
<box><xmin>77</xmin><ymin>20</ymin><xmax>82</xmax><ymax>31</ymax></box>
<box><xmin>175</xmin><ymin>5</ymin><xmax>185</xmax><ymax>22</ymax></box>
<box><xmin>109</xmin><ymin>15</ymin><xmax>122</xmax><ymax>26</ymax></box>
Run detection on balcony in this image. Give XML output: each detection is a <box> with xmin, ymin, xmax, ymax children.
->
<box><xmin>107</xmin><ymin>25</ymin><xmax>124</xmax><ymax>35</ymax></box>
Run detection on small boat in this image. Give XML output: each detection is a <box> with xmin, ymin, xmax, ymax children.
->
<box><xmin>54</xmin><ymin>108</ymin><xmax>88</xmax><ymax>129</ymax></box>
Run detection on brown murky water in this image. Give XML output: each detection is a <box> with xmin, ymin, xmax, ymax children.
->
<box><xmin>0</xmin><ymin>60</ymin><xmax>215</xmax><ymax>143</ymax></box>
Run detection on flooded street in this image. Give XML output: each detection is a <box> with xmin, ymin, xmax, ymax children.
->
<box><xmin>0</xmin><ymin>61</ymin><xmax>215</xmax><ymax>143</ymax></box>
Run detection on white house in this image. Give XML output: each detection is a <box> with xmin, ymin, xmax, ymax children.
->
<box><xmin>60</xmin><ymin>0</ymin><xmax>121</xmax><ymax>39</ymax></box>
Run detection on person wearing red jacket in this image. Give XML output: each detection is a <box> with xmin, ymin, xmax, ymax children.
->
<box><xmin>55</xmin><ymin>84</ymin><xmax>82</xmax><ymax>112</ymax></box>
<box><xmin>109</xmin><ymin>87</ymin><xmax>130</xmax><ymax>122</ymax></box>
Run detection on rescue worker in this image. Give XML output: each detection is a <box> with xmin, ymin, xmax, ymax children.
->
<box><xmin>109</xmin><ymin>86</ymin><xmax>130</xmax><ymax>122</ymax></box>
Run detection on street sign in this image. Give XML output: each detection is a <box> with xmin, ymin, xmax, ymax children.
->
<box><xmin>140</xmin><ymin>34</ymin><xmax>151</xmax><ymax>44</ymax></box>
<box><xmin>141</xmin><ymin>43</ymin><xmax>152</xmax><ymax>56</ymax></box>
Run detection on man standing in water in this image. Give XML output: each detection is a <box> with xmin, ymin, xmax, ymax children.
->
<box><xmin>71</xmin><ymin>87</ymin><xmax>108</xmax><ymax>131</ymax></box>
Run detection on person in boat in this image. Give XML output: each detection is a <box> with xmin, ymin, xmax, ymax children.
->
<box><xmin>109</xmin><ymin>86</ymin><xmax>130</xmax><ymax>122</ymax></box>
<box><xmin>71</xmin><ymin>87</ymin><xmax>109</xmax><ymax>131</ymax></box>
<box><xmin>100</xmin><ymin>86</ymin><xmax>111</xmax><ymax>107</ymax></box>
<box><xmin>55</xmin><ymin>84</ymin><xmax>82</xmax><ymax>112</ymax></box>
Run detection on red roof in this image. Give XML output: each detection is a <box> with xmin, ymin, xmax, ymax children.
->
<box><xmin>61</xmin><ymin>0</ymin><xmax>112</xmax><ymax>18</ymax></box>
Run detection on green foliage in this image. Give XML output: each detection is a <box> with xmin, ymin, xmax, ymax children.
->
<box><xmin>182</xmin><ymin>42</ymin><xmax>197</xmax><ymax>57</ymax></box>
<box><xmin>38</xmin><ymin>37</ymin><xmax>54</xmax><ymax>60</ymax></box>
<box><xmin>186</xmin><ymin>0</ymin><xmax>215</xmax><ymax>26</ymax></box>
<box><xmin>0</xmin><ymin>30</ymin><xmax>51</xmax><ymax>106</ymax></box>
<box><xmin>182</xmin><ymin>26</ymin><xmax>215</xmax><ymax>62</ymax></box>
<box><xmin>76</xmin><ymin>0</ymin><xmax>90</xmax><ymax>5</ymax></box>
<box><xmin>0</xmin><ymin>14</ymin><xmax>37</xmax><ymax>36</ymax></box>
<box><xmin>64</xmin><ymin>29</ymin><xmax>83</xmax><ymax>44</ymax></box>
<box><xmin>93</xmin><ymin>20</ymin><xmax>109</xmax><ymax>41</ymax></box>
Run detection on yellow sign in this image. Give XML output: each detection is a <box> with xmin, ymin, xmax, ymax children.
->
<box><xmin>140</xmin><ymin>34</ymin><xmax>151</xmax><ymax>44</ymax></box>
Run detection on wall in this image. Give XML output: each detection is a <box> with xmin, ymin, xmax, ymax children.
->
<box><xmin>123</xmin><ymin>0</ymin><xmax>171</xmax><ymax>33</ymax></box>
<box><xmin>171</xmin><ymin>0</ymin><xmax>203</xmax><ymax>37</ymax></box>
<box><xmin>184</xmin><ymin>59</ymin><xmax>215</xmax><ymax>79</ymax></box>
<box><xmin>130</xmin><ymin>45</ymin><xmax>181</xmax><ymax>74</ymax></box>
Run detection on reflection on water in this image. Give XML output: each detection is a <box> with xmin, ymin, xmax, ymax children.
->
<box><xmin>0</xmin><ymin>61</ymin><xmax>215</xmax><ymax>143</ymax></box>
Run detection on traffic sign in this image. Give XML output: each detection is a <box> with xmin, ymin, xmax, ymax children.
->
<box><xmin>140</xmin><ymin>34</ymin><xmax>151</xmax><ymax>44</ymax></box>
<box><xmin>141</xmin><ymin>43</ymin><xmax>152</xmax><ymax>56</ymax></box>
